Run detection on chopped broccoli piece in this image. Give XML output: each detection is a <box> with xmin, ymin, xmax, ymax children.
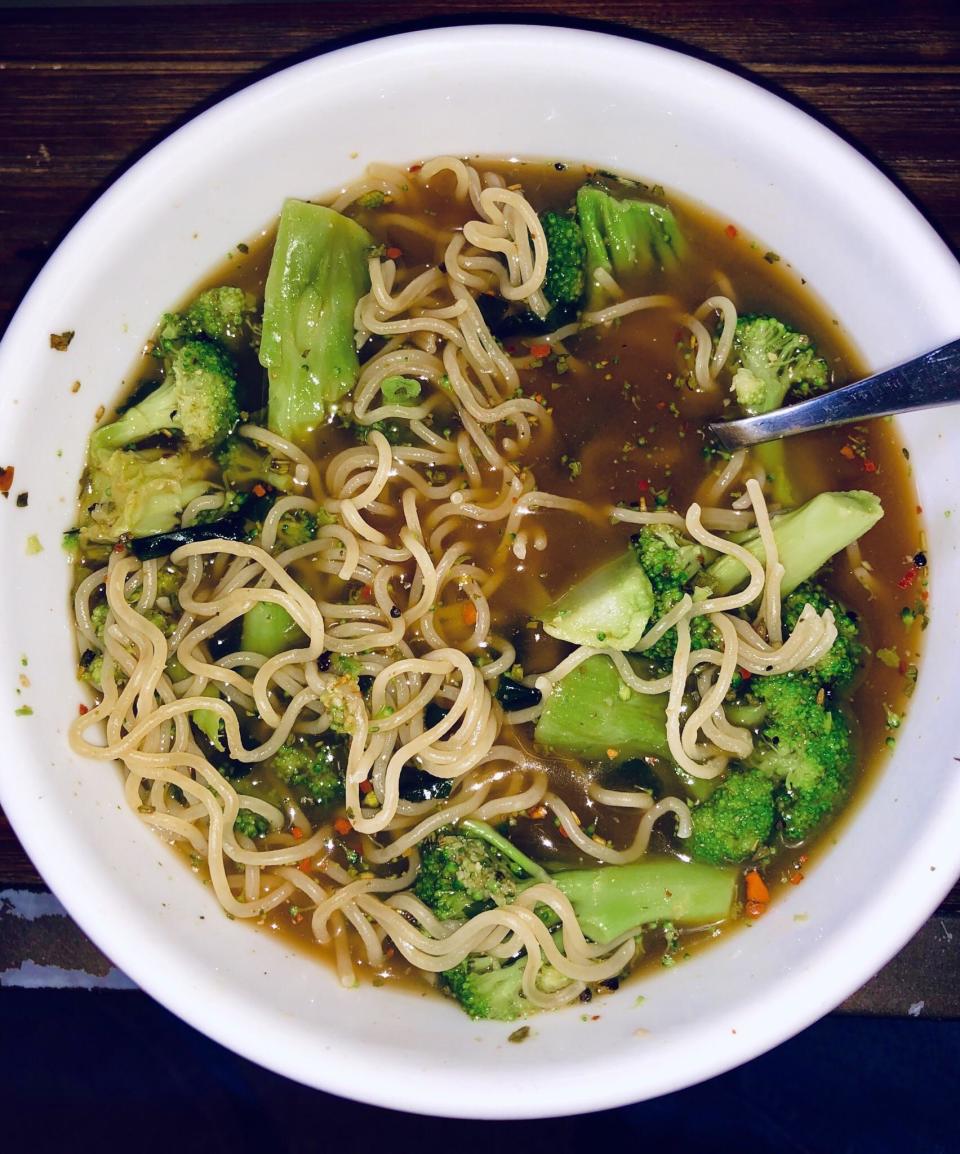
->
<box><xmin>275</xmin><ymin>508</ymin><xmax>323</xmax><ymax>550</ymax></box>
<box><xmin>748</xmin><ymin>674</ymin><xmax>853</xmax><ymax>842</ymax></box>
<box><xmin>240</xmin><ymin>601</ymin><xmax>307</xmax><ymax>657</ymax></box>
<box><xmin>534</xmin><ymin>655</ymin><xmax>671</xmax><ymax>762</ymax></box>
<box><xmin>234</xmin><ymin>808</ymin><xmax>271</xmax><ymax>839</ymax></box>
<box><xmin>380</xmin><ymin>376</ymin><xmax>422</xmax><ymax>406</ymax></box>
<box><xmin>90</xmin><ymin>339</ymin><xmax>239</xmax><ymax>454</ymax></box>
<box><xmin>781</xmin><ymin>583</ymin><xmax>863</xmax><ymax>689</ymax></box>
<box><xmin>542</xmin><ymin>551</ymin><xmax>655</xmax><ymax>651</ymax></box>
<box><xmin>539</xmin><ymin>210</ymin><xmax>586</xmax><ymax>307</ymax></box>
<box><xmin>76</xmin><ymin>447</ymin><xmax>219</xmax><ymax>545</ymax></box>
<box><xmin>259</xmin><ymin>199</ymin><xmax>372</xmax><ymax>446</ymax></box>
<box><xmin>269</xmin><ymin>738</ymin><xmax>345</xmax><ymax>810</ymax></box>
<box><xmin>729</xmin><ymin>314</ymin><xmax>830</xmax><ymax>417</ymax></box>
<box><xmin>689</xmin><ymin>767</ymin><xmax>776</xmax><ymax>865</ymax></box>
<box><xmin>705</xmin><ymin>490</ymin><xmax>884</xmax><ymax>597</ymax></box>
<box><xmin>726</xmin><ymin>315</ymin><xmax>831</xmax><ymax>505</ymax></box>
<box><xmin>576</xmin><ymin>185</ymin><xmax>685</xmax><ymax>307</ymax></box>
<box><xmin>192</xmin><ymin>684</ymin><xmax>226</xmax><ymax>751</ymax></box>
<box><xmin>414</xmin><ymin>829</ymin><xmax>530</xmax><ymax>920</ymax></box>
<box><xmin>216</xmin><ymin>436</ymin><xmax>299</xmax><ymax>493</ymax></box>
<box><xmin>159</xmin><ymin>286</ymin><xmax>255</xmax><ymax>350</ymax></box>
<box><xmin>442</xmin><ymin>952</ymin><xmax>569</xmax><ymax>1022</ymax></box>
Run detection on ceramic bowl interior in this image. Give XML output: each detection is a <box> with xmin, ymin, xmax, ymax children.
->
<box><xmin>1</xmin><ymin>25</ymin><xmax>959</xmax><ymax>1119</ymax></box>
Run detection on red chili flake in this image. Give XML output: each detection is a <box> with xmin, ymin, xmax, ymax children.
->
<box><xmin>529</xmin><ymin>342</ymin><xmax>551</xmax><ymax>359</ymax></box>
<box><xmin>298</xmin><ymin>858</ymin><xmax>313</xmax><ymax>873</ymax></box>
<box><xmin>920</xmin><ymin>590</ymin><xmax>929</xmax><ymax>602</ymax></box>
<box><xmin>557</xmin><ymin>824</ymin><xmax>570</xmax><ymax>839</ymax></box>
<box><xmin>0</xmin><ymin>466</ymin><xmax>13</xmax><ymax>495</ymax></box>
<box><xmin>916</xmin><ymin>505</ymin><xmax>923</xmax><ymax>514</ymax></box>
<box><xmin>724</xmin><ymin>224</ymin><xmax>738</xmax><ymax>239</ymax></box>
<box><xmin>359</xmin><ymin>584</ymin><xmax>374</xmax><ymax>602</ymax></box>
<box><xmin>637</xmin><ymin>478</ymin><xmax>650</xmax><ymax>493</ymax></box>
<box><xmin>251</xmin><ymin>482</ymin><xmax>267</xmax><ymax>497</ymax></box>
<box><xmin>839</xmin><ymin>445</ymin><xmax>856</xmax><ymax>460</ymax></box>
<box><xmin>788</xmin><ymin>870</ymin><xmax>805</xmax><ymax>885</ymax></box>
<box><xmin>385</xmin><ymin>246</ymin><xmax>403</xmax><ymax>260</ymax></box>
<box><xmin>738</xmin><ymin>668</ymin><xmax>752</xmax><ymax>680</ymax></box>
<box><xmin>898</xmin><ymin>658</ymin><xmax>910</xmax><ymax>676</ymax></box>
<box><xmin>78</xmin><ymin>703</ymin><xmax>89</xmax><ymax>716</ymax></box>
<box><xmin>863</xmin><ymin>459</ymin><xmax>877</xmax><ymax>473</ymax></box>
<box><xmin>291</xmin><ymin>825</ymin><xmax>304</xmax><ymax>841</ymax></box>
<box><xmin>897</xmin><ymin>567</ymin><xmax>918</xmax><ymax>590</ymax></box>
<box><xmin>656</xmin><ymin>401</ymin><xmax>667</xmax><ymax>410</ymax></box>
<box><xmin>408</xmin><ymin>162</ymin><xmax>423</xmax><ymax>173</ymax></box>
<box><xmin>359</xmin><ymin>780</ymin><xmax>373</xmax><ymax>795</ymax></box>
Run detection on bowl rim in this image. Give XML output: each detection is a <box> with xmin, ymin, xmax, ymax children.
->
<box><xmin>2</xmin><ymin>20</ymin><xmax>960</xmax><ymax>1119</ymax></box>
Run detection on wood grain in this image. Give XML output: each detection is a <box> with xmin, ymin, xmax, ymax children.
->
<box><xmin>2</xmin><ymin>0</ymin><xmax>959</xmax><ymax>963</ymax></box>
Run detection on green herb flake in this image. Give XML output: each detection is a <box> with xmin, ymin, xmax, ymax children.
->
<box><xmin>508</xmin><ymin>1026</ymin><xmax>531</xmax><ymax>1044</ymax></box>
<box><xmin>876</xmin><ymin>647</ymin><xmax>900</xmax><ymax>668</ymax></box>
<box><xmin>50</xmin><ymin>330</ymin><xmax>75</xmax><ymax>351</ymax></box>
<box><xmin>25</xmin><ymin>534</ymin><xmax>43</xmax><ymax>555</ymax></box>
<box><xmin>14</xmin><ymin>705</ymin><xmax>33</xmax><ymax>717</ymax></box>
<box><xmin>763</xmin><ymin>251</ymin><xmax>781</xmax><ymax>264</ymax></box>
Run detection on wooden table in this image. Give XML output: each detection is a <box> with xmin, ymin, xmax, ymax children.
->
<box><xmin>2</xmin><ymin>0</ymin><xmax>960</xmax><ymax>1015</ymax></box>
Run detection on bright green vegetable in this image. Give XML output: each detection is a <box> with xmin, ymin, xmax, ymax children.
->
<box><xmin>689</xmin><ymin>768</ymin><xmax>776</xmax><ymax>866</ymax></box>
<box><xmin>541</xmin><ymin>551</ymin><xmax>655</xmax><ymax>650</ymax></box>
<box><xmin>240</xmin><ymin>601</ymin><xmax>307</xmax><ymax>657</ymax></box>
<box><xmin>234</xmin><ymin>809</ymin><xmax>271</xmax><ymax>839</ymax></box>
<box><xmin>704</xmin><ymin>490</ymin><xmax>884</xmax><ymax>597</ymax></box>
<box><xmin>158</xmin><ymin>286</ymin><xmax>255</xmax><ymax>351</ymax></box>
<box><xmin>442</xmin><ymin>951</ymin><xmax>570</xmax><ymax>1022</ymax></box>
<box><xmin>727</xmin><ymin>314</ymin><xmax>831</xmax><ymax>504</ymax></box>
<box><xmin>216</xmin><ymin>436</ymin><xmax>299</xmax><ymax>493</ymax></box>
<box><xmin>269</xmin><ymin>738</ymin><xmax>345</xmax><ymax>809</ymax></box>
<box><xmin>576</xmin><ymin>185</ymin><xmax>686</xmax><ymax>307</ymax></box>
<box><xmin>534</xmin><ymin>655</ymin><xmax>671</xmax><ymax>762</ymax></box>
<box><xmin>259</xmin><ymin>199</ymin><xmax>372</xmax><ymax>445</ymax></box>
<box><xmin>90</xmin><ymin>340</ymin><xmax>239</xmax><ymax>454</ymax></box>
<box><xmin>539</xmin><ymin>210</ymin><xmax>586</xmax><ymax>307</ymax></box>
<box><xmin>380</xmin><ymin>376</ymin><xmax>422</xmax><ymax>406</ymax></box>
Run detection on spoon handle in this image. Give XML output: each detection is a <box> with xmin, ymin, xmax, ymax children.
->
<box><xmin>708</xmin><ymin>336</ymin><xmax>960</xmax><ymax>450</ymax></box>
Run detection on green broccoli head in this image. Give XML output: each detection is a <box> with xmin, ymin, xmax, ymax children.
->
<box><xmin>270</xmin><ymin>738</ymin><xmax>345</xmax><ymax>810</ymax></box>
<box><xmin>631</xmin><ymin>526</ymin><xmax>705</xmax><ymax>595</ymax></box>
<box><xmin>729</xmin><ymin>314</ymin><xmax>830</xmax><ymax>416</ymax></box>
<box><xmin>782</xmin><ymin>582</ymin><xmax>862</xmax><ymax>689</ymax></box>
<box><xmin>442</xmin><ymin>952</ymin><xmax>570</xmax><ymax>1021</ymax></box>
<box><xmin>749</xmin><ymin>673</ymin><xmax>853</xmax><ymax>842</ymax></box>
<box><xmin>234</xmin><ymin>808</ymin><xmax>271</xmax><ymax>839</ymax></box>
<box><xmin>276</xmin><ymin>508</ymin><xmax>327</xmax><ymax>550</ymax></box>
<box><xmin>77</xmin><ymin>446</ymin><xmax>220</xmax><ymax>545</ymax></box>
<box><xmin>90</xmin><ymin>338</ymin><xmax>239</xmax><ymax>454</ymax></box>
<box><xmin>415</xmin><ymin>830</ymin><xmax>528</xmax><ymax>921</ymax></box>
<box><xmin>689</xmin><ymin>767</ymin><xmax>776</xmax><ymax>866</ymax></box>
<box><xmin>159</xmin><ymin>286</ymin><xmax>255</xmax><ymax>349</ymax></box>
<box><xmin>540</xmin><ymin>210</ymin><xmax>586</xmax><ymax>307</ymax></box>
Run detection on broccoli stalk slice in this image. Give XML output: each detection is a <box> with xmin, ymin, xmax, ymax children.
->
<box><xmin>240</xmin><ymin>601</ymin><xmax>307</xmax><ymax>658</ymax></box>
<box><xmin>576</xmin><ymin>185</ymin><xmax>686</xmax><ymax>308</ymax></box>
<box><xmin>259</xmin><ymin>200</ymin><xmax>372</xmax><ymax>446</ymax></box>
<box><xmin>534</xmin><ymin>655</ymin><xmax>671</xmax><ymax>762</ymax></box>
<box><xmin>459</xmin><ymin>818</ymin><xmax>550</xmax><ymax>881</ymax></box>
<box><xmin>705</xmin><ymin>489</ymin><xmax>883</xmax><ymax>596</ymax></box>
<box><xmin>541</xmin><ymin>551</ymin><xmax>655</xmax><ymax>651</ymax></box>
<box><xmin>192</xmin><ymin>683</ymin><xmax>226</xmax><ymax>751</ymax></box>
<box><xmin>90</xmin><ymin>340</ymin><xmax>239</xmax><ymax>454</ymax></box>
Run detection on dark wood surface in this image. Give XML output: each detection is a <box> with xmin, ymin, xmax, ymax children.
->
<box><xmin>2</xmin><ymin>0</ymin><xmax>959</xmax><ymax>1011</ymax></box>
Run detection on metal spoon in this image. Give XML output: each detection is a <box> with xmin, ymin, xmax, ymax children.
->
<box><xmin>707</xmin><ymin>336</ymin><xmax>960</xmax><ymax>450</ymax></box>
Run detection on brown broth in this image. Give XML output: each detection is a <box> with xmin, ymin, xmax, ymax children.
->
<box><xmin>95</xmin><ymin>159</ymin><xmax>927</xmax><ymax>990</ymax></box>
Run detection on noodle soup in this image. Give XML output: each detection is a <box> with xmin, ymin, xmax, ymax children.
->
<box><xmin>68</xmin><ymin>158</ymin><xmax>924</xmax><ymax>1020</ymax></box>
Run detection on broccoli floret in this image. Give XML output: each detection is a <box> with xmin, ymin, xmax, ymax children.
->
<box><xmin>781</xmin><ymin>582</ymin><xmax>862</xmax><ymax>689</ymax></box>
<box><xmin>260</xmin><ymin>200</ymin><xmax>372</xmax><ymax>446</ymax></box>
<box><xmin>234</xmin><ymin>808</ymin><xmax>270</xmax><ymax>839</ymax></box>
<box><xmin>90</xmin><ymin>340</ymin><xmax>239</xmax><ymax>455</ymax></box>
<box><xmin>540</xmin><ymin>210</ymin><xmax>586</xmax><ymax>307</ymax></box>
<box><xmin>421</xmin><ymin>821</ymin><xmax>737</xmax><ymax>1020</ymax></box>
<box><xmin>159</xmin><ymin>286</ymin><xmax>255</xmax><ymax>350</ymax></box>
<box><xmin>276</xmin><ymin>508</ymin><xmax>325</xmax><ymax>550</ymax></box>
<box><xmin>415</xmin><ymin>830</ymin><xmax>528</xmax><ymax>921</ymax></box>
<box><xmin>76</xmin><ymin>446</ymin><xmax>220</xmax><ymax>545</ymax></box>
<box><xmin>689</xmin><ymin>768</ymin><xmax>776</xmax><ymax>865</ymax></box>
<box><xmin>726</xmin><ymin>314</ymin><xmax>831</xmax><ymax>504</ymax></box>
<box><xmin>729</xmin><ymin>315</ymin><xmax>830</xmax><ymax>416</ymax></box>
<box><xmin>748</xmin><ymin>673</ymin><xmax>853</xmax><ymax>842</ymax></box>
<box><xmin>442</xmin><ymin>952</ymin><xmax>570</xmax><ymax>1022</ymax></box>
<box><xmin>270</xmin><ymin>738</ymin><xmax>345</xmax><ymax>810</ymax></box>
<box><xmin>576</xmin><ymin>185</ymin><xmax>686</xmax><ymax>307</ymax></box>
<box><xmin>216</xmin><ymin>436</ymin><xmax>298</xmax><ymax>493</ymax></box>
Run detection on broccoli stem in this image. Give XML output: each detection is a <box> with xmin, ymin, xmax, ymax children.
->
<box><xmin>705</xmin><ymin>489</ymin><xmax>883</xmax><ymax>596</ymax></box>
<box><xmin>551</xmin><ymin>857</ymin><xmax>738</xmax><ymax>942</ymax></box>
<box><xmin>542</xmin><ymin>551</ymin><xmax>655</xmax><ymax>651</ymax></box>
<box><xmin>534</xmin><ymin>655</ymin><xmax>671</xmax><ymax>762</ymax></box>
<box><xmin>259</xmin><ymin>200</ymin><xmax>372</xmax><ymax>446</ymax></box>
<box><xmin>754</xmin><ymin>441</ymin><xmax>798</xmax><ymax>507</ymax></box>
<box><xmin>240</xmin><ymin>601</ymin><xmax>306</xmax><ymax>658</ymax></box>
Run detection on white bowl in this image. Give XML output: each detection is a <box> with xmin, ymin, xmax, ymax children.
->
<box><xmin>1</xmin><ymin>25</ymin><xmax>959</xmax><ymax>1119</ymax></box>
